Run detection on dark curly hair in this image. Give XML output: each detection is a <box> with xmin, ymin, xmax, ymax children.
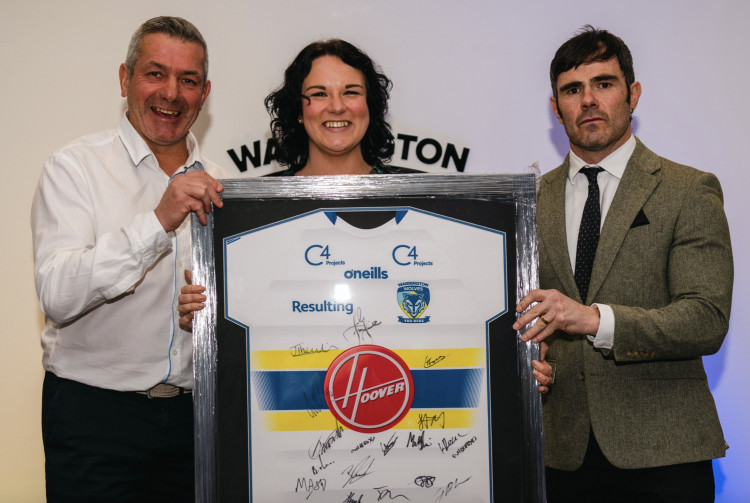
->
<box><xmin>265</xmin><ymin>39</ymin><xmax>394</xmax><ymax>172</ymax></box>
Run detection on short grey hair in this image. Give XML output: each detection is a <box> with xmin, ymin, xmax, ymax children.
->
<box><xmin>124</xmin><ymin>16</ymin><xmax>208</xmax><ymax>83</ymax></box>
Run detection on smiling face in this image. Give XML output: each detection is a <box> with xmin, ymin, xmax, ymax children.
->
<box><xmin>300</xmin><ymin>55</ymin><xmax>370</xmax><ymax>168</ymax></box>
<box><xmin>551</xmin><ymin>57</ymin><xmax>641</xmax><ymax>164</ymax></box>
<box><xmin>119</xmin><ymin>33</ymin><xmax>210</xmax><ymax>158</ymax></box>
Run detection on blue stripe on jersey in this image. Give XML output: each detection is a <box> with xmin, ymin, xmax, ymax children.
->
<box><xmin>251</xmin><ymin>368</ymin><xmax>484</xmax><ymax>411</ymax></box>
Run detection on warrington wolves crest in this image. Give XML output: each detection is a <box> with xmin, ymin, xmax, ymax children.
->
<box><xmin>397</xmin><ymin>282</ymin><xmax>431</xmax><ymax>324</ymax></box>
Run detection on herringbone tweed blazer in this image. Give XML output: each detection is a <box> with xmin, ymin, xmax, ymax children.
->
<box><xmin>538</xmin><ymin>138</ymin><xmax>733</xmax><ymax>470</ymax></box>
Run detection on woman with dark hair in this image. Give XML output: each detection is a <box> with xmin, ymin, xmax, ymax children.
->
<box><xmin>178</xmin><ymin>40</ymin><xmax>418</xmax><ymax>328</ymax></box>
<box><xmin>265</xmin><ymin>39</ymin><xmax>416</xmax><ymax>176</ymax></box>
<box><xmin>178</xmin><ymin>40</ymin><xmax>555</xmax><ymax>405</ymax></box>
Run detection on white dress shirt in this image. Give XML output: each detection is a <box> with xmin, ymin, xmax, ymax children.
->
<box><xmin>565</xmin><ymin>135</ymin><xmax>637</xmax><ymax>349</ymax></box>
<box><xmin>31</xmin><ymin>115</ymin><xmax>229</xmax><ymax>391</ymax></box>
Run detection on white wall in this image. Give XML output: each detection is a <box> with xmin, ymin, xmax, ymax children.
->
<box><xmin>2</xmin><ymin>1</ymin><xmax>747</xmax><ymax>500</ymax></box>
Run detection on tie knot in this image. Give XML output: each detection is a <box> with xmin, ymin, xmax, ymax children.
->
<box><xmin>580</xmin><ymin>166</ymin><xmax>603</xmax><ymax>183</ymax></box>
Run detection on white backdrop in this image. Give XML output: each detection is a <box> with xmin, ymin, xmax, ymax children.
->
<box><xmin>2</xmin><ymin>1</ymin><xmax>748</xmax><ymax>501</ymax></box>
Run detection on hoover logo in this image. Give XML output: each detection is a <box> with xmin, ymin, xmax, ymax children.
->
<box><xmin>324</xmin><ymin>345</ymin><xmax>414</xmax><ymax>433</ymax></box>
<box><xmin>397</xmin><ymin>282</ymin><xmax>431</xmax><ymax>324</ymax></box>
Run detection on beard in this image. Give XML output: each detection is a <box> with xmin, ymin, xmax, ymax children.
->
<box><xmin>565</xmin><ymin>107</ymin><xmax>631</xmax><ymax>157</ymax></box>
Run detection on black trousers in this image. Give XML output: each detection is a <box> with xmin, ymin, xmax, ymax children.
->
<box><xmin>546</xmin><ymin>431</ymin><xmax>715</xmax><ymax>503</ymax></box>
<box><xmin>42</xmin><ymin>372</ymin><xmax>195</xmax><ymax>503</ymax></box>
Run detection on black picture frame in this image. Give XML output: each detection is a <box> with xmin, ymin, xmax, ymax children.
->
<box><xmin>192</xmin><ymin>174</ymin><xmax>544</xmax><ymax>502</ymax></box>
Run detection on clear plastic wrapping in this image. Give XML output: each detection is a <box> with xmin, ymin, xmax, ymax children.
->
<box><xmin>192</xmin><ymin>173</ymin><xmax>543</xmax><ymax>502</ymax></box>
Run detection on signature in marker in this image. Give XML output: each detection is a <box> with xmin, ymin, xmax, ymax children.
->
<box><xmin>414</xmin><ymin>475</ymin><xmax>435</xmax><ymax>488</ymax></box>
<box><xmin>417</xmin><ymin>411</ymin><xmax>446</xmax><ymax>430</ymax></box>
<box><xmin>375</xmin><ymin>486</ymin><xmax>410</xmax><ymax>500</ymax></box>
<box><xmin>295</xmin><ymin>477</ymin><xmax>326</xmax><ymax>500</ymax></box>
<box><xmin>424</xmin><ymin>354</ymin><xmax>448</xmax><ymax>368</ymax></box>
<box><xmin>434</xmin><ymin>476</ymin><xmax>471</xmax><ymax>502</ymax></box>
<box><xmin>343</xmin><ymin>307</ymin><xmax>382</xmax><ymax>344</ymax></box>
<box><xmin>406</xmin><ymin>430</ymin><xmax>432</xmax><ymax>450</ymax></box>
<box><xmin>291</xmin><ymin>342</ymin><xmax>339</xmax><ymax>357</ymax></box>
<box><xmin>380</xmin><ymin>431</ymin><xmax>398</xmax><ymax>456</ymax></box>
<box><xmin>341</xmin><ymin>454</ymin><xmax>375</xmax><ymax>487</ymax></box>
<box><xmin>309</xmin><ymin>422</ymin><xmax>344</xmax><ymax>459</ymax></box>
<box><xmin>342</xmin><ymin>491</ymin><xmax>364</xmax><ymax>503</ymax></box>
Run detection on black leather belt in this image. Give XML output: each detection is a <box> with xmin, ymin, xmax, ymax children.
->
<box><xmin>136</xmin><ymin>383</ymin><xmax>191</xmax><ymax>399</ymax></box>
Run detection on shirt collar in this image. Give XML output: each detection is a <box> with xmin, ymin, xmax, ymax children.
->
<box><xmin>567</xmin><ymin>134</ymin><xmax>636</xmax><ymax>182</ymax></box>
<box><xmin>117</xmin><ymin>113</ymin><xmax>203</xmax><ymax>172</ymax></box>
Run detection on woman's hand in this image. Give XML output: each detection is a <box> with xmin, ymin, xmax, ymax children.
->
<box><xmin>532</xmin><ymin>341</ymin><xmax>555</xmax><ymax>394</ymax></box>
<box><xmin>178</xmin><ymin>270</ymin><xmax>206</xmax><ymax>331</ymax></box>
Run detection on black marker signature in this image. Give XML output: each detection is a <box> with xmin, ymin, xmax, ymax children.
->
<box><xmin>311</xmin><ymin>453</ymin><xmax>334</xmax><ymax>476</ymax></box>
<box><xmin>291</xmin><ymin>342</ymin><xmax>339</xmax><ymax>357</ymax></box>
<box><xmin>434</xmin><ymin>476</ymin><xmax>471</xmax><ymax>502</ymax></box>
<box><xmin>437</xmin><ymin>432</ymin><xmax>468</xmax><ymax>454</ymax></box>
<box><xmin>342</xmin><ymin>491</ymin><xmax>364</xmax><ymax>503</ymax></box>
<box><xmin>414</xmin><ymin>475</ymin><xmax>435</xmax><ymax>488</ymax></box>
<box><xmin>341</xmin><ymin>454</ymin><xmax>375</xmax><ymax>487</ymax></box>
<box><xmin>309</xmin><ymin>422</ymin><xmax>344</xmax><ymax>459</ymax></box>
<box><xmin>375</xmin><ymin>486</ymin><xmax>411</xmax><ymax>500</ymax></box>
<box><xmin>351</xmin><ymin>436</ymin><xmax>376</xmax><ymax>453</ymax></box>
<box><xmin>303</xmin><ymin>397</ymin><xmax>321</xmax><ymax>418</ymax></box>
<box><xmin>295</xmin><ymin>477</ymin><xmax>326</xmax><ymax>500</ymax></box>
<box><xmin>450</xmin><ymin>435</ymin><xmax>477</xmax><ymax>459</ymax></box>
<box><xmin>380</xmin><ymin>431</ymin><xmax>398</xmax><ymax>456</ymax></box>
<box><xmin>424</xmin><ymin>354</ymin><xmax>448</xmax><ymax>368</ymax></box>
<box><xmin>418</xmin><ymin>412</ymin><xmax>446</xmax><ymax>430</ymax></box>
<box><xmin>406</xmin><ymin>430</ymin><xmax>432</xmax><ymax>450</ymax></box>
<box><xmin>343</xmin><ymin>307</ymin><xmax>382</xmax><ymax>344</ymax></box>
<box><xmin>302</xmin><ymin>380</ymin><xmax>323</xmax><ymax>419</ymax></box>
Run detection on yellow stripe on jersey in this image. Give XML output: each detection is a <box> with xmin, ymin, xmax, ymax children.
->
<box><xmin>262</xmin><ymin>409</ymin><xmax>477</xmax><ymax>432</ymax></box>
<box><xmin>251</xmin><ymin>347</ymin><xmax>485</xmax><ymax>370</ymax></box>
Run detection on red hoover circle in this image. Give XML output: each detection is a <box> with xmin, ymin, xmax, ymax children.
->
<box><xmin>324</xmin><ymin>345</ymin><xmax>414</xmax><ymax>433</ymax></box>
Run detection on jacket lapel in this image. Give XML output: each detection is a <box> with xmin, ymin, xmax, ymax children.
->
<box><xmin>538</xmin><ymin>158</ymin><xmax>580</xmax><ymax>300</ymax></box>
<box><xmin>586</xmin><ymin>139</ymin><xmax>661</xmax><ymax>302</ymax></box>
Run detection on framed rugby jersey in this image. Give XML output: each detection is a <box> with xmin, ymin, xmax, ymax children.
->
<box><xmin>192</xmin><ymin>174</ymin><xmax>543</xmax><ymax>502</ymax></box>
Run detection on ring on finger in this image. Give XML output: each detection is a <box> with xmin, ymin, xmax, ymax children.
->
<box><xmin>539</xmin><ymin>314</ymin><xmax>551</xmax><ymax>325</ymax></box>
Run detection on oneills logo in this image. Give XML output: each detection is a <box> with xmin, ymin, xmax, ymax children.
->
<box><xmin>324</xmin><ymin>345</ymin><xmax>414</xmax><ymax>433</ymax></box>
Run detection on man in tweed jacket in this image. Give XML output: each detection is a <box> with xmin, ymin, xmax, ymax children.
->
<box><xmin>514</xmin><ymin>26</ymin><xmax>733</xmax><ymax>502</ymax></box>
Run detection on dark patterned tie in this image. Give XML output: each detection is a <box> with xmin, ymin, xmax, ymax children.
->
<box><xmin>574</xmin><ymin>166</ymin><xmax>604</xmax><ymax>303</ymax></box>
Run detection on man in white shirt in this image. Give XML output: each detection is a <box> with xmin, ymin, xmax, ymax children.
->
<box><xmin>31</xmin><ymin>16</ymin><xmax>227</xmax><ymax>501</ymax></box>
<box><xmin>514</xmin><ymin>26</ymin><xmax>732</xmax><ymax>502</ymax></box>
